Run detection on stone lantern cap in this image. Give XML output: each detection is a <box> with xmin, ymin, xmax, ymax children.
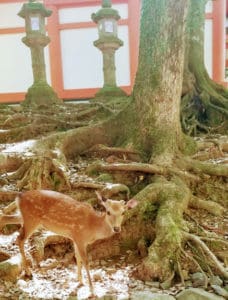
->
<box><xmin>91</xmin><ymin>0</ymin><xmax>120</xmax><ymax>23</ymax></box>
<box><xmin>18</xmin><ymin>0</ymin><xmax>52</xmax><ymax>19</ymax></box>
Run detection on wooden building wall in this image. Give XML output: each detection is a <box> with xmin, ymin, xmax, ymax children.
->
<box><xmin>0</xmin><ymin>0</ymin><xmax>226</xmax><ymax>103</ymax></box>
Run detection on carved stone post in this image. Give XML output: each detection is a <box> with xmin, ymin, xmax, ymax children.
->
<box><xmin>18</xmin><ymin>0</ymin><xmax>62</xmax><ymax>107</ymax></box>
<box><xmin>92</xmin><ymin>0</ymin><xmax>126</xmax><ymax>97</ymax></box>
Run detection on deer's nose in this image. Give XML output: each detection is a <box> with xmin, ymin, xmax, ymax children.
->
<box><xmin>114</xmin><ymin>226</ymin><xmax>121</xmax><ymax>233</ymax></box>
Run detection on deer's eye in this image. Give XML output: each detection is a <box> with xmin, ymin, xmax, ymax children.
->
<box><xmin>107</xmin><ymin>211</ymin><xmax>111</xmax><ymax>216</ymax></box>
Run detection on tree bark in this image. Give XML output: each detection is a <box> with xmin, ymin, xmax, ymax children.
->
<box><xmin>182</xmin><ymin>0</ymin><xmax>228</xmax><ymax>134</ymax></box>
<box><xmin>133</xmin><ymin>0</ymin><xmax>190</xmax><ymax>164</ymax></box>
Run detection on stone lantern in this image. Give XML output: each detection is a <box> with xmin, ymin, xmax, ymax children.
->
<box><xmin>18</xmin><ymin>0</ymin><xmax>61</xmax><ymax>107</ymax></box>
<box><xmin>92</xmin><ymin>0</ymin><xmax>126</xmax><ymax>97</ymax></box>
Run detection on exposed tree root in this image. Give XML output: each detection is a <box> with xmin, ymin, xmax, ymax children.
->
<box><xmin>87</xmin><ymin>161</ymin><xmax>201</xmax><ymax>183</ymax></box>
<box><xmin>184</xmin><ymin>232</ymin><xmax>228</xmax><ymax>279</ymax></box>
<box><xmin>177</xmin><ymin>157</ymin><xmax>228</xmax><ymax>177</ymax></box>
<box><xmin>0</xmin><ymin>102</ymin><xmax>114</xmax><ymax>144</ymax></box>
<box><xmin>88</xmin><ymin>161</ymin><xmax>165</xmax><ymax>175</ymax></box>
<box><xmin>29</xmin><ymin>232</ymin><xmax>71</xmax><ymax>265</ymax></box>
<box><xmin>0</xmin><ymin>124</ymin><xmax>55</xmax><ymax>143</ymax></box>
<box><xmin>2</xmin><ymin>201</ymin><xmax>17</xmax><ymax>214</ymax></box>
<box><xmin>133</xmin><ymin>177</ymin><xmax>190</xmax><ymax>282</ymax></box>
<box><xmin>8</xmin><ymin>156</ymin><xmax>71</xmax><ymax>191</ymax></box>
<box><xmin>0</xmin><ymin>254</ymin><xmax>21</xmax><ymax>281</ymax></box>
<box><xmin>180</xmin><ymin>246</ymin><xmax>208</xmax><ymax>287</ymax></box>
<box><xmin>0</xmin><ymin>191</ymin><xmax>19</xmax><ymax>203</ymax></box>
<box><xmin>0</xmin><ymin>100</ymin><xmax>227</xmax><ymax>287</ymax></box>
<box><xmin>62</xmin><ymin>124</ymin><xmax>116</xmax><ymax>159</ymax></box>
<box><xmin>0</xmin><ymin>155</ymin><xmax>23</xmax><ymax>174</ymax></box>
<box><xmin>96</xmin><ymin>157</ymin><xmax>227</xmax><ymax>283</ymax></box>
<box><xmin>189</xmin><ymin>196</ymin><xmax>225</xmax><ymax>216</ymax></box>
<box><xmin>72</xmin><ymin>182</ymin><xmax>130</xmax><ymax>199</ymax></box>
<box><xmin>82</xmin><ymin>144</ymin><xmax>141</xmax><ymax>161</ymax></box>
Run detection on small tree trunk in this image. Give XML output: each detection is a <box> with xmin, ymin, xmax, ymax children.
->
<box><xmin>182</xmin><ymin>0</ymin><xmax>228</xmax><ymax>133</ymax></box>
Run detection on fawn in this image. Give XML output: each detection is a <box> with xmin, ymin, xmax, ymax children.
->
<box><xmin>0</xmin><ymin>190</ymin><xmax>137</xmax><ymax>295</ymax></box>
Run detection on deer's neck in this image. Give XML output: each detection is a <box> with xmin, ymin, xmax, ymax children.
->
<box><xmin>94</xmin><ymin>213</ymin><xmax>114</xmax><ymax>240</ymax></box>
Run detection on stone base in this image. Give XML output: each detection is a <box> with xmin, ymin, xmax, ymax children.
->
<box><xmin>22</xmin><ymin>82</ymin><xmax>62</xmax><ymax>107</ymax></box>
<box><xmin>95</xmin><ymin>85</ymin><xmax>127</xmax><ymax>98</ymax></box>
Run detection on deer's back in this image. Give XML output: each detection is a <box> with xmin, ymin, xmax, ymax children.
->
<box><xmin>17</xmin><ymin>190</ymin><xmax>99</xmax><ymax>231</ymax></box>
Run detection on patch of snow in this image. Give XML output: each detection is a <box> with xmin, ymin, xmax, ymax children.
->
<box><xmin>0</xmin><ymin>129</ymin><xmax>9</xmax><ymax>132</ymax></box>
<box><xmin>8</xmin><ymin>254</ymin><xmax>21</xmax><ymax>265</ymax></box>
<box><xmin>0</xmin><ymin>232</ymin><xmax>18</xmax><ymax>245</ymax></box>
<box><xmin>2</xmin><ymin>140</ymin><xmax>36</xmax><ymax>154</ymax></box>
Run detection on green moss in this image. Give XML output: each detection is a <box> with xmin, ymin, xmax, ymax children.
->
<box><xmin>86</xmin><ymin>162</ymin><xmax>101</xmax><ymax>176</ymax></box>
<box><xmin>95</xmin><ymin>85</ymin><xmax>126</xmax><ymax>98</ymax></box>
<box><xmin>94</xmin><ymin>36</ymin><xmax>123</xmax><ymax>47</ymax></box>
<box><xmin>0</xmin><ymin>260</ymin><xmax>20</xmax><ymax>282</ymax></box>
<box><xmin>96</xmin><ymin>173</ymin><xmax>113</xmax><ymax>182</ymax></box>
<box><xmin>180</xmin><ymin>134</ymin><xmax>197</xmax><ymax>155</ymax></box>
<box><xmin>22</xmin><ymin>82</ymin><xmax>62</xmax><ymax>107</ymax></box>
<box><xmin>134</xmin><ymin>0</ymin><xmax>167</xmax><ymax>93</ymax></box>
<box><xmin>51</xmin><ymin>173</ymin><xmax>61</xmax><ymax>189</ymax></box>
<box><xmin>140</xmin><ymin>200</ymin><xmax>158</xmax><ymax>222</ymax></box>
<box><xmin>91</xmin><ymin>8</ymin><xmax>120</xmax><ymax>23</ymax></box>
<box><xmin>18</xmin><ymin>2</ymin><xmax>52</xmax><ymax>18</ymax></box>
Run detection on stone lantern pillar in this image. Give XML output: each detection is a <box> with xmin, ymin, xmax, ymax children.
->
<box><xmin>92</xmin><ymin>0</ymin><xmax>126</xmax><ymax>97</ymax></box>
<box><xmin>18</xmin><ymin>0</ymin><xmax>62</xmax><ymax>107</ymax></box>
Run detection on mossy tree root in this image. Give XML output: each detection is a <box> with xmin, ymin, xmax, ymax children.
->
<box><xmin>11</xmin><ymin>156</ymin><xmax>71</xmax><ymax>191</ymax></box>
<box><xmin>61</xmin><ymin>122</ymin><xmax>118</xmax><ymax>159</ymax></box>
<box><xmin>133</xmin><ymin>176</ymin><xmax>190</xmax><ymax>282</ymax></box>
<box><xmin>91</xmin><ymin>159</ymin><xmax>227</xmax><ymax>283</ymax></box>
<box><xmin>177</xmin><ymin>157</ymin><xmax>228</xmax><ymax>177</ymax></box>
<box><xmin>82</xmin><ymin>144</ymin><xmax>141</xmax><ymax>161</ymax></box>
<box><xmin>189</xmin><ymin>196</ymin><xmax>225</xmax><ymax>216</ymax></box>
<box><xmin>132</xmin><ymin>176</ymin><xmax>227</xmax><ymax>283</ymax></box>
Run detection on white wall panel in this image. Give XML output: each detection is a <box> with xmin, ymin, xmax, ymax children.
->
<box><xmin>60</xmin><ymin>27</ymin><xmax>102</xmax><ymax>89</ymax></box>
<box><xmin>60</xmin><ymin>25</ymin><xmax>130</xmax><ymax>90</ymax></box>
<box><xmin>59</xmin><ymin>4</ymin><xmax>128</xmax><ymax>24</ymax></box>
<box><xmin>204</xmin><ymin>19</ymin><xmax>213</xmax><ymax>77</ymax></box>
<box><xmin>0</xmin><ymin>33</ymin><xmax>33</xmax><ymax>92</ymax></box>
<box><xmin>205</xmin><ymin>1</ymin><xmax>213</xmax><ymax>13</ymax></box>
<box><xmin>44</xmin><ymin>47</ymin><xmax>52</xmax><ymax>85</ymax></box>
<box><xmin>0</xmin><ymin>33</ymin><xmax>51</xmax><ymax>93</ymax></box>
<box><xmin>0</xmin><ymin>3</ymin><xmax>25</xmax><ymax>28</ymax></box>
<box><xmin>116</xmin><ymin>25</ymin><xmax>130</xmax><ymax>86</ymax></box>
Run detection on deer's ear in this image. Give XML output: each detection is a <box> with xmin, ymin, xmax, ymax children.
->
<box><xmin>95</xmin><ymin>191</ymin><xmax>107</xmax><ymax>203</ymax></box>
<box><xmin>126</xmin><ymin>198</ymin><xmax>138</xmax><ymax>209</ymax></box>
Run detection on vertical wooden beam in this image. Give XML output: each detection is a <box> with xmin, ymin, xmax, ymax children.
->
<box><xmin>212</xmin><ymin>0</ymin><xmax>226</xmax><ymax>83</ymax></box>
<box><xmin>45</xmin><ymin>2</ymin><xmax>64</xmax><ymax>97</ymax></box>
<box><xmin>128</xmin><ymin>0</ymin><xmax>140</xmax><ymax>90</ymax></box>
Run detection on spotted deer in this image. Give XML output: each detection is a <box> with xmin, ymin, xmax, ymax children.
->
<box><xmin>0</xmin><ymin>190</ymin><xmax>137</xmax><ymax>295</ymax></box>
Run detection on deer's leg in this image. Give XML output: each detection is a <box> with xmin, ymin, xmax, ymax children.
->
<box><xmin>77</xmin><ymin>244</ymin><xmax>94</xmax><ymax>295</ymax></box>
<box><xmin>16</xmin><ymin>222</ymin><xmax>38</xmax><ymax>275</ymax></box>
<box><xmin>73</xmin><ymin>242</ymin><xmax>83</xmax><ymax>285</ymax></box>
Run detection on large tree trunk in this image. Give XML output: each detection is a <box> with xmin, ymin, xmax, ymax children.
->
<box><xmin>129</xmin><ymin>0</ymin><xmax>192</xmax><ymax>281</ymax></box>
<box><xmin>126</xmin><ymin>0</ymin><xmax>227</xmax><ymax>282</ymax></box>
<box><xmin>133</xmin><ymin>0</ymin><xmax>189</xmax><ymax>164</ymax></box>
